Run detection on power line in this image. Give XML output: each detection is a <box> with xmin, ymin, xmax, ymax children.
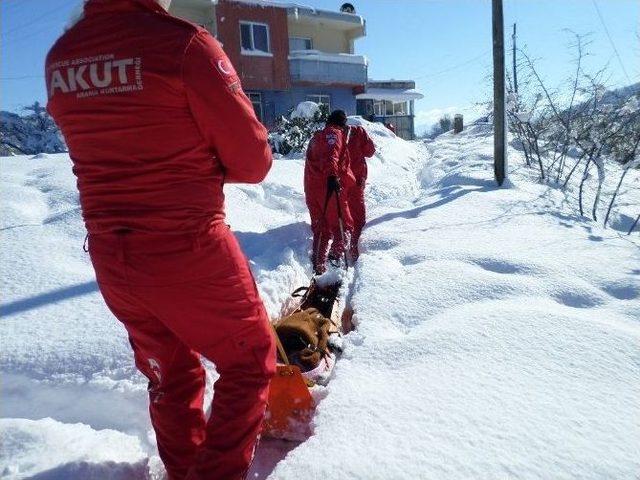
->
<box><xmin>1</xmin><ymin>0</ymin><xmax>39</xmax><ymax>12</ymax></box>
<box><xmin>412</xmin><ymin>50</ymin><xmax>491</xmax><ymax>81</ymax></box>
<box><xmin>1</xmin><ymin>74</ymin><xmax>45</xmax><ymax>80</ymax></box>
<box><xmin>1</xmin><ymin>4</ymin><xmax>64</xmax><ymax>37</ymax></box>
<box><xmin>591</xmin><ymin>0</ymin><xmax>632</xmax><ymax>83</ymax></box>
<box><xmin>2</xmin><ymin>22</ymin><xmax>63</xmax><ymax>47</ymax></box>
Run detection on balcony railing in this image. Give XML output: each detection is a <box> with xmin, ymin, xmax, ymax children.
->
<box><xmin>289</xmin><ymin>50</ymin><xmax>367</xmax><ymax>86</ymax></box>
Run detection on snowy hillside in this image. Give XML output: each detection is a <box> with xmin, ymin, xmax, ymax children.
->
<box><xmin>1</xmin><ymin>121</ymin><xmax>639</xmax><ymax>479</ymax></box>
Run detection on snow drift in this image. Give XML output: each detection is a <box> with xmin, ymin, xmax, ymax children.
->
<box><xmin>1</xmin><ymin>119</ymin><xmax>638</xmax><ymax>479</ymax></box>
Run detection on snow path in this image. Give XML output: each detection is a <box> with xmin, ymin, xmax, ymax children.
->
<box><xmin>270</xmin><ymin>126</ymin><xmax>640</xmax><ymax>480</ymax></box>
<box><xmin>2</xmin><ymin>123</ymin><xmax>639</xmax><ymax>479</ymax></box>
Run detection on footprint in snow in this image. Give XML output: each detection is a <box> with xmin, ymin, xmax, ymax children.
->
<box><xmin>473</xmin><ymin>258</ymin><xmax>523</xmax><ymax>275</ymax></box>
<box><xmin>601</xmin><ymin>282</ymin><xmax>640</xmax><ymax>301</ymax></box>
<box><xmin>364</xmin><ymin>237</ymin><xmax>401</xmax><ymax>251</ymax></box>
<box><xmin>400</xmin><ymin>254</ymin><xmax>427</xmax><ymax>266</ymax></box>
<box><xmin>552</xmin><ymin>290</ymin><xmax>603</xmax><ymax>309</ymax></box>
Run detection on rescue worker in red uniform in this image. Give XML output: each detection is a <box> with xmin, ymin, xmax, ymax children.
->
<box><xmin>346</xmin><ymin>126</ymin><xmax>376</xmax><ymax>260</ymax></box>
<box><xmin>304</xmin><ymin>110</ymin><xmax>354</xmax><ymax>274</ymax></box>
<box><xmin>45</xmin><ymin>1</ymin><xmax>275</xmax><ymax>479</ymax></box>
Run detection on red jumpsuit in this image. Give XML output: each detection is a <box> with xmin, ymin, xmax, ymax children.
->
<box><xmin>346</xmin><ymin>126</ymin><xmax>376</xmax><ymax>258</ymax></box>
<box><xmin>45</xmin><ymin>1</ymin><xmax>275</xmax><ymax>479</ymax></box>
<box><xmin>304</xmin><ymin>125</ymin><xmax>354</xmax><ymax>273</ymax></box>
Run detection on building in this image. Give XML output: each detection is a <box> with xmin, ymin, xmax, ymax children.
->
<box><xmin>356</xmin><ymin>80</ymin><xmax>424</xmax><ymax>140</ymax></box>
<box><xmin>169</xmin><ymin>0</ymin><xmax>423</xmax><ymax>139</ymax></box>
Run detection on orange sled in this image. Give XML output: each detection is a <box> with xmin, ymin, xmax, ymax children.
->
<box><xmin>263</xmin><ymin>327</ymin><xmax>315</xmax><ymax>440</ymax></box>
<box><xmin>263</xmin><ymin>364</ymin><xmax>315</xmax><ymax>440</ymax></box>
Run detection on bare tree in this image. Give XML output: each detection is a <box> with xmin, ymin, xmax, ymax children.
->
<box><xmin>506</xmin><ymin>38</ymin><xmax>639</xmax><ymax>228</ymax></box>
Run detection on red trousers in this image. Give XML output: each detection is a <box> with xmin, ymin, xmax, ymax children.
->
<box><xmin>89</xmin><ymin>223</ymin><xmax>276</xmax><ymax>480</ymax></box>
<box><xmin>305</xmin><ymin>184</ymin><xmax>353</xmax><ymax>273</ymax></box>
<box><xmin>347</xmin><ymin>182</ymin><xmax>366</xmax><ymax>255</ymax></box>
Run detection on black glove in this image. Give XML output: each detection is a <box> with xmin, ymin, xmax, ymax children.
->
<box><xmin>327</xmin><ymin>175</ymin><xmax>341</xmax><ymax>194</ymax></box>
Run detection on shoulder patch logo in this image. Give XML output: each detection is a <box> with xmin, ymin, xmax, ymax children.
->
<box><xmin>217</xmin><ymin>59</ymin><xmax>234</xmax><ymax>76</ymax></box>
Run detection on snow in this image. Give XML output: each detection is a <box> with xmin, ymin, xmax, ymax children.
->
<box><xmin>230</xmin><ymin>0</ymin><xmax>312</xmax><ymax>9</ymax></box>
<box><xmin>290</xmin><ymin>101</ymin><xmax>319</xmax><ymax>120</ymax></box>
<box><xmin>355</xmin><ymin>87</ymin><xmax>424</xmax><ymax>102</ymax></box>
<box><xmin>240</xmin><ymin>48</ymin><xmax>274</xmax><ymax>57</ymax></box>
<box><xmin>1</xmin><ymin>119</ymin><xmax>639</xmax><ymax>479</ymax></box>
<box><xmin>1</xmin><ymin>418</ymin><xmax>149</xmax><ymax>480</ymax></box>
<box><xmin>347</xmin><ymin>115</ymin><xmax>396</xmax><ymax>138</ymax></box>
<box><xmin>230</xmin><ymin>0</ymin><xmax>365</xmax><ymax>26</ymax></box>
<box><xmin>288</xmin><ymin>50</ymin><xmax>368</xmax><ymax>66</ymax></box>
<box><xmin>270</xmin><ymin>125</ymin><xmax>640</xmax><ymax>479</ymax></box>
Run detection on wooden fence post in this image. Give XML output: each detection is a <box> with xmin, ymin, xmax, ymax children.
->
<box><xmin>454</xmin><ymin>114</ymin><xmax>464</xmax><ymax>134</ymax></box>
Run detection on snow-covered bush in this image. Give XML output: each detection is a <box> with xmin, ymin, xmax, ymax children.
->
<box><xmin>422</xmin><ymin>114</ymin><xmax>454</xmax><ymax>139</ymax></box>
<box><xmin>1</xmin><ymin>102</ymin><xmax>66</xmax><ymax>156</ymax></box>
<box><xmin>268</xmin><ymin>102</ymin><xmax>329</xmax><ymax>155</ymax></box>
<box><xmin>506</xmin><ymin>33</ymin><xmax>639</xmax><ymax>229</ymax></box>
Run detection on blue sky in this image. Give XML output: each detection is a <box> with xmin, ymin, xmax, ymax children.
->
<box><xmin>2</xmin><ymin>0</ymin><xmax>638</xmax><ymax>133</ymax></box>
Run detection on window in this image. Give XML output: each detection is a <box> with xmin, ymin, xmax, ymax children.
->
<box><xmin>373</xmin><ymin>100</ymin><xmax>385</xmax><ymax>116</ymax></box>
<box><xmin>289</xmin><ymin>37</ymin><xmax>313</xmax><ymax>51</ymax></box>
<box><xmin>240</xmin><ymin>22</ymin><xmax>270</xmax><ymax>54</ymax></box>
<box><xmin>306</xmin><ymin>94</ymin><xmax>331</xmax><ymax>109</ymax></box>
<box><xmin>247</xmin><ymin>92</ymin><xmax>263</xmax><ymax>122</ymax></box>
<box><xmin>393</xmin><ymin>101</ymin><xmax>407</xmax><ymax>115</ymax></box>
<box><xmin>373</xmin><ymin>100</ymin><xmax>408</xmax><ymax>116</ymax></box>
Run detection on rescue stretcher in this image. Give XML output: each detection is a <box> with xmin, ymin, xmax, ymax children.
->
<box><xmin>262</xmin><ymin>274</ymin><xmax>352</xmax><ymax>440</ymax></box>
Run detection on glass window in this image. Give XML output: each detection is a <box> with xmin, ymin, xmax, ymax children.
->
<box><xmin>289</xmin><ymin>37</ymin><xmax>313</xmax><ymax>51</ymax></box>
<box><xmin>372</xmin><ymin>100</ymin><xmax>408</xmax><ymax>116</ymax></box>
<box><xmin>248</xmin><ymin>92</ymin><xmax>263</xmax><ymax>122</ymax></box>
<box><xmin>240</xmin><ymin>22</ymin><xmax>270</xmax><ymax>53</ymax></box>
<box><xmin>240</xmin><ymin>23</ymin><xmax>252</xmax><ymax>50</ymax></box>
<box><xmin>253</xmin><ymin>24</ymin><xmax>269</xmax><ymax>52</ymax></box>
<box><xmin>385</xmin><ymin>100</ymin><xmax>394</xmax><ymax>116</ymax></box>
<box><xmin>393</xmin><ymin>102</ymin><xmax>407</xmax><ymax>115</ymax></box>
<box><xmin>373</xmin><ymin>100</ymin><xmax>383</xmax><ymax>116</ymax></box>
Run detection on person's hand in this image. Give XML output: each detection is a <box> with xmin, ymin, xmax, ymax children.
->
<box><xmin>327</xmin><ymin>175</ymin><xmax>341</xmax><ymax>193</ymax></box>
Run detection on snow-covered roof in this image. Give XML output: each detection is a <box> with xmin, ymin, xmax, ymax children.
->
<box><xmin>229</xmin><ymin>0</ymin><xmax>300</xmax><ymax>6</ymax></box>
<box><xmin>289</xmin><ymin>50</ymin><xmax>367</xmax><ymax>66</ymax></box>
<box><xmin>174</xmin><ymin>0</ymin><xmax>217</xmax><ymax>6</ymax></box>
<box><xmin>356</xmin><ymin>88</ymin><xmax>424</xmax><ymax>102</ymax></box>
<box><xmin>228</xmin><ymin>0</ymin><xmax>364</xmax><ymax>27</ymax></box>
<box><xmin>286</xmin><ymin>5</ymin><xmax>364</xmax><ymax>27</ymax></box>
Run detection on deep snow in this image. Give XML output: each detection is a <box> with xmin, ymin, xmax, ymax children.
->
<box><xmin>1</xmin><ymin>121</ymin><xmax>639</xmax><ymax>479</ymax></box>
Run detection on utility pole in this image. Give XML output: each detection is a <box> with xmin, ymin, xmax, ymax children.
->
<box><xmin>492</xmin><ymin>0</ymin><xmax>507</xmax><ymax>186</ymax></box>
<box><xmin>512</xmin><ymin>23</ymin><xmax>518</xmax><ymax>95</ymax></box>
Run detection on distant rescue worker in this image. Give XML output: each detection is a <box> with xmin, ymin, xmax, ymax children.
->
<box><xmin>305</xmin><ymin>110</ymin><xmax>354</xmax><ymax>274</ymax></box>
<box><xmin>346</xmin><ymin>126</ymin><xmax>376</xmax><ymax>259</ymax></box>
<box><xmin>45</xmin><ymin>1</ymin><xmax>275</xmax><ymax>479</ymax></box>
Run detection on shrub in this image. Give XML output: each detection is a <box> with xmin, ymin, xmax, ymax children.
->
<box><xmin>269</xmin><ymin>103</ymin><xmax>329</xmax><ymax>155</ymax></box>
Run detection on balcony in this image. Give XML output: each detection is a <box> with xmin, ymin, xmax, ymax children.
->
<box><xmin>289</xmin><ymin>50</ymin><xmax>367</xmax><ymax>86</ymax></box>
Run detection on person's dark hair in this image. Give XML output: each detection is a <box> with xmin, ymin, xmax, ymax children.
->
<box><xmin>327</xmin><ymin>109</ymin><xmax>347</xmax><ymax>127</ymax></box>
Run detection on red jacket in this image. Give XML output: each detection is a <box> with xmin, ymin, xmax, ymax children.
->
<box><xmin>304</xmin><ymin>125</ymin><xmax>354</xmax><ymax>192</ymax></box>
<box><xmin>347</xmin><ymin>126</ymin><xmax>375</xmax><ymax>184</ymax></box>
<box><xmin>46</xmin><ymin>0</ymin><xmax>271</xmax><ymax>234</ymax></box>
